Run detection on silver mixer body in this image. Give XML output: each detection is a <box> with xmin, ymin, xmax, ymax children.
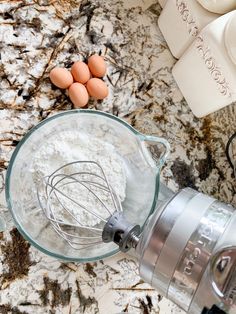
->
<box><xmin>37</xmin><ymin>158</ymin><xmax>236</xmax><ymax>314</ymax></box>
<box><xmin>104</xmin><ymin>187</ymin><xmax>236</xmax><ymax>314</ymax></box>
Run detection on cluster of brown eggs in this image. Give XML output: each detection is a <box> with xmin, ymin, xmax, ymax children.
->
<box><xmin>49</xmin><ymin>54</ymin><xmax>108</xmax><ymax>108</ymax></box>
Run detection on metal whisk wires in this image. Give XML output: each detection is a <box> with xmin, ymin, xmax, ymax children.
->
<box><xmin>37</xmin><ymin>161</ymin><xmax>122</xmax><ymax>250</ymax></box>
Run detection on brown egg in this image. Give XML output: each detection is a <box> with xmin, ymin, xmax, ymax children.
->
<box><xmin>71</xmin><ymin>61</ymin><xmax>90</xmax><ymax>84</ymax></box>
<box><xmin>88</xmin><ymin>54</ymin><xmax>107</xmax><ymax>77</ymax></box>
<box><xmin>86</xmin><ymin>78</ymin><xmax>108</xmax><ymax>100</ymax></box>
<box><xmin>68</xmin><ymin>83</ymin><xmax>89</xmax><ymax>108</ymax></box>
<box><xmin>49</xmin><ymin>67</ymin><xmax>73</xmax><ymax>89</ymax></box>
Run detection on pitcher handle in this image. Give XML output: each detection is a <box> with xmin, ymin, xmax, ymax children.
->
<box><xmin>139</xmin><ymin>134</ymin><xmax>170</xmax><ymax>168</ymax></box>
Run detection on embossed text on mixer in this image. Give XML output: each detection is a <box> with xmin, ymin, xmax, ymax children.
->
<box><xmin>168</xmin><ymin>203</ymin><xmax>233</xmax><ymax>311</ymax></box>
<box><xmin>184</xmin><ymin>225</ymin><xmax>213</xmax><ymax>276</ymax></box>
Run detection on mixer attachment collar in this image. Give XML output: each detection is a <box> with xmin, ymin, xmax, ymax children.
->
<box><xmin>102</xmin><ymin>211</ymin><xmax>141</xmax><ymax>252</ymax></box>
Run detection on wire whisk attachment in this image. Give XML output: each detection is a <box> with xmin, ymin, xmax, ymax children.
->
<box><xmin>37</xmin><ymin>161</ymin><xmax>122</xmax><ymax>250</ymax></box>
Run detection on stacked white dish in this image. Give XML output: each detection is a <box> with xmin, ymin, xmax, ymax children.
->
<box><xmin>158</xmin><ymin>0</ymin><xmax>236</xmax><ymax>117</ymax></box>
<box><xmin>172</xmin><ymin>11</ymin><xmax>236</xmax><ymax>117</ymax></box>
<box><xmin>158</xmin><ymin>0</ymin><xmax>219</xmax><ymax>59</ymax></box>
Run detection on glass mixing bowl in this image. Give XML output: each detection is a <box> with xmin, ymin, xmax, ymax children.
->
<box><xmin>5</xmin><ymin>110</ymin><xmax>169</xmax><ymax>262</ymax></box>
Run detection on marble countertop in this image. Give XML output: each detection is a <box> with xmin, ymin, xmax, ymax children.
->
<box><xmin>0</xmin><ymin>0</ymin><xmax>236</xmax><ymax>313</ymax></box>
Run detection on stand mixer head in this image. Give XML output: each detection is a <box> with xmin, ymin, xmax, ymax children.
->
<box><xmin>38</xmin><ymin>160</ymin><xmax>236</xmax><ymax>314</ymax></box>
<box><xmin>5</xmin><ymin>110</ymin><xmax>236</xmax><ymax>314</ymax></box>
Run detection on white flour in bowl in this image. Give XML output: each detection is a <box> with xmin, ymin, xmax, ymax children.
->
<box><xmin>30</xmin><ymin>130</ymin><xmax>126</xmax><ymax>227</ymax></box>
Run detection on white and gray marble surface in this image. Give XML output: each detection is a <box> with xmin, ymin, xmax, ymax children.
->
<box><xmin>0</xmin><ymin>0</ymin><xmax>236</xmax><ymax>313</ymax></box>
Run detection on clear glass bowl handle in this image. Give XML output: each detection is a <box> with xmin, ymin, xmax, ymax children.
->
<box><xmin>139</xmin><ymin>134</ymin><xmax>170</xmax><ymax>168</ymax></box>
